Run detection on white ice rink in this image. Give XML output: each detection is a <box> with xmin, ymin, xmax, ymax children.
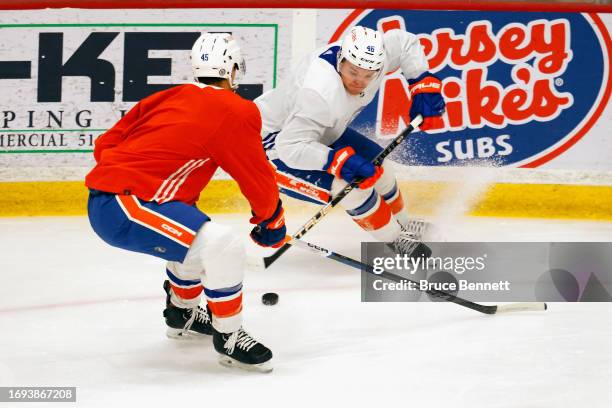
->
<box><xmin>1</xmin><ymin>212</ymin><xmax>612</xmax><ymax>407</ymax></box>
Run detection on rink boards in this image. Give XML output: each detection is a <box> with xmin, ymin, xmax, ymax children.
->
<box><xmin>0</xmin><ymin>4</ymin><xmax>610</xmax><ymax>219</ymax></box>
<box><xmin>1</xmin><ymin>179</ymin><xmax>611</xmax><ymax>220</ymax></box>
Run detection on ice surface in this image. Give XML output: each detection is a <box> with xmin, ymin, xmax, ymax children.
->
<box><xmin>1</xmin><ymin>213</ymin><xmax>611</xmax><ymax>407</ymax></box>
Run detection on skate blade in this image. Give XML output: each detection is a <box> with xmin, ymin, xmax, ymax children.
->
<box><xmin>166</xmin><ymin>327</ymin><xmax>211</xmax><ymax>340</ymax></box>
<box><xmin>218</xmin><ymin>355</ymin><xmax>273</xmax><ymax>373</ymax></box>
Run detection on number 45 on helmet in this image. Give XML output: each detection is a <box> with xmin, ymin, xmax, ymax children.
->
<box><xmin>190</xmin><ymin>33</ymin><xmax>247</xmax><ymax>90</ymax></box>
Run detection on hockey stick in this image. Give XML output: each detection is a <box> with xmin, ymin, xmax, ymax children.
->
<box><xmin>263</xmin><ymin>114</ymin><xmax>424</xmax><ymax>269</ymax></box>
<box><xmin>290</xmin><ymin>238</ymin><xmax>548</xmax><ymax>315</ymax></box>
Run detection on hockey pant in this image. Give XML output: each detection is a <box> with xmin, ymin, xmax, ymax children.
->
<box><xmin>269</xmin><ymin>128</ymin><xmax>411</xmax><ymax>242</ymax></box>
<box><xmin>87</xmin><ymin>190</ymin><xmax>243</xmax><ymax>333</ymax></box>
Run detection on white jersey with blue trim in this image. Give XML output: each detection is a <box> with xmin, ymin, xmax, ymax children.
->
<box><xmin>254</xmin><ymin>29</ymin><xmax>429</xmax><ymax>171</ymax></box>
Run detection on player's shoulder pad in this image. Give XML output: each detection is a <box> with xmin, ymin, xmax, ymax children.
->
<box><xmin>382</xmin><ymin>29</ymin><xmax>422</xmax><ymax>61</ymax></box>
<box><xmin>237</xmin><ymin>98</ymin><xmax>262</xmax><ymax>123</ymax></box>
<box><xmin>302</xmin><ymin>55</ymin><xmax>344</xmax><ymax>108</ymax></box>
<box><xmin>191</xmin><ymin>83</ymin><xmax>254</xmax><ymax>109</ymax></box>
<box><xmin>381</xmin><ymin>28</ymin><xmax>428</xmax><ymax>78</ymax></box>
<box><xmin>221</xmin><ymin>92</ymin><xmax>261</xmax><ymax>128</ymax></box>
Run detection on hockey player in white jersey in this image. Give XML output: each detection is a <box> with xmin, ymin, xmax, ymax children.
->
<box><xmin>255</xmin><ymin>26</ymin><xmax>445</xmax><ymax>256</ymax></box>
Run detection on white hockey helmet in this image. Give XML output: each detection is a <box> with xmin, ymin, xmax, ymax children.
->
<box><xmin>339</xmin><ymin>26</ymin><xmax>385</xmax><ymax>71</ymax></box>
<box><xmin>191</xmin><ymin>32</ymin><xmax>246</xmax><ymax>90</ymax></box>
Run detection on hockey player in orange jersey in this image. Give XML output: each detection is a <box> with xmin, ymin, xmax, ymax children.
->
<box><xmin>86</xmin><ymin>33</ymin><xmax>284</xmax><ymax>373</ymax></box>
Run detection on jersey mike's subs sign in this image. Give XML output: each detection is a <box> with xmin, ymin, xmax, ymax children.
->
<box><xmin>334</xmin><ymin>10</ymin><xmax>610</xmax><ymax>167</ymax></box>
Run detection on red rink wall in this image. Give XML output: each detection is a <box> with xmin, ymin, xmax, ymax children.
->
<box><xmin>0</xmin><ymin>0</ymin><xmax>611</xmax><ymax>13</ymax></box>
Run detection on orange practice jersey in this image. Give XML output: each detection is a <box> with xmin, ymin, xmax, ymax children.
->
<box><xmin>85</xmin><ymin>83</ymin><xmax>279</xmax><ymax>224</ymax></box>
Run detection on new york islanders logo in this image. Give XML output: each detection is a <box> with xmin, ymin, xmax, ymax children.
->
<box><xmin>332</xmin><ymin>10</ymin><xmax>611</xmax><ymax>167</ymax></box>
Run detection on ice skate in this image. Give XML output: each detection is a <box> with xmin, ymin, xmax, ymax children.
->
<box><xmin>213</xmin><ymin>327</ymin><xmax>273</xmax><ymax>373</ymax></box>
<box><xmin>163</xmin><ymin>280</ymin><xmax>213</xmax><ymax>339</ymax></box>
<box><xmin>391</xmin><ymin>226</ymin><xmax>432</xmax><ymax>259</ymax></box>
<box><xmin>401</xmin><ymin>218</ymin><xmax>431</xmax><ymax>241</ymax></box>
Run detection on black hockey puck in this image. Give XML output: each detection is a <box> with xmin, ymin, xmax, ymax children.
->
<box><xmin>262</xmin><ymin>292</ymin><xmax>279</xmax><ymax>305</ymax></box>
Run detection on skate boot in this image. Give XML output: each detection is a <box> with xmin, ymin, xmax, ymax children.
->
<box><xmin>163</xmin><ymin>280</ymin><xmax>213</xmax><ymax>339</ymax></box>
<box><xmin>213</xmin><ymin>327</ymin><xmax>273</xmax><ymax>373</ymax></box>
<box><xmin>402</xmin><ymin>218</ymin><xmax>431</xmax><ymax>241</ymax></box>
<box><xmin>391</xmin><ymin>227</ymin><xmax>432</xmax><ymax>259</ymax></box>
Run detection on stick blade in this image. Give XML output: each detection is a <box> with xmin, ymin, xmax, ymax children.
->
<box><xmin>494</xmin><ymin>302</ymin><xmax>548</xmax><ymax>314</ymax></box>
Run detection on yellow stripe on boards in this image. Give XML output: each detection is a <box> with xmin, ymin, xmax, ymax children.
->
<box><xmin>471</xmin><ymin>183</ymin><xmax>612</xmax><ymax>220</ymax></box>
<box><xmin>0</xmin><ymin>180</ymin><xmax>611</xmax><ymax>220</ymax></box>
<box><xmin>0</xmin><ymin>180</ymin><xmax>250</xmax><ymax>217</ymax></box>
<box><xmin>0</xmin><ymin>181</ymin><xmax>89</xmax><ymax>216</ymax></box>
